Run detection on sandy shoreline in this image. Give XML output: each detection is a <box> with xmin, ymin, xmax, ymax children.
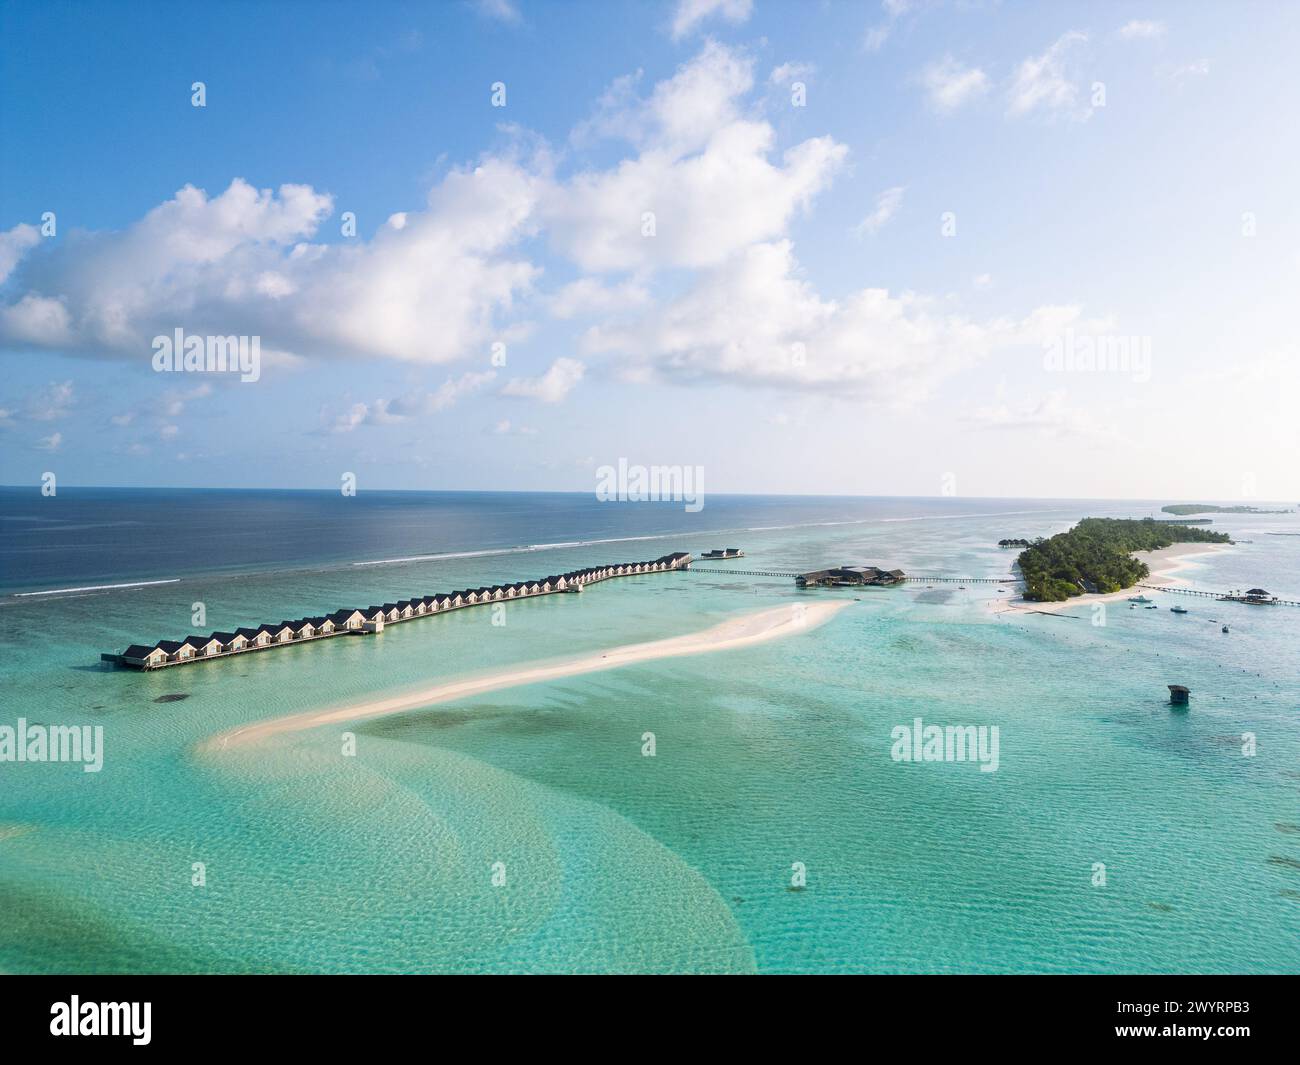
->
<box><xmin>995</xmin><ymin>542</ymin><xmax>1230</xmax><ymax>616</ymax></box>
<box><xmin>202</xmin><ymin>600</ymin><xmax>850</xmax><ymax>752</ymax></box>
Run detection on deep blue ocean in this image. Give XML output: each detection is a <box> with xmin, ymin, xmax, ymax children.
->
<box><xmin>0</xmin><ymin>486</ymin><xmax>1094</xmax><ymax>594</ymax></box>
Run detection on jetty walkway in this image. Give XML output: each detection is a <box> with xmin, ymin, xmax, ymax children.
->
<box><xmin>1137</xmin><ymin>583</ymin><xmax>1300</xmax><ymax>607</ymax></box>
<box><xmin>688</xmin><ymin>567</ymin><xmax>1018</xmax><ymax>584</ymax></box>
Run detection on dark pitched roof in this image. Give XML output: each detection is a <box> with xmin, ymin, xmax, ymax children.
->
<box><xmin>158</xmin><ymin>640</ymin><xmax>193</xmax><ymax>653</ymax></box>
<box><xmin>123</xmin><ymin>643</ymin><xmax>163</xmax><ymax>658</ymax></box>
<box><xmin>236</xmin><ymin>626</ymin><xmax>271</xmax><ymax>639</ymax></box>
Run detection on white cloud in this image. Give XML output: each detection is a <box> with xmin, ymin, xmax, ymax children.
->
<box><xmin>159</xmin><ymin>424</ymin><xmax>180</xmax><ymax>440</ymax></box>
<box><xmin>493</xmin><ymin>418</ymin><xmax>537</xmax><ymax>435</ymax></box>
<box><xmin>582</xmin><ymin>240</ymin><xmax>1088</xmax><ymax>400</ymax></box>
<box><xmin>158</xmin><ymin>382</ymin><xmax>212</xmax><ymax>419</ymax></box>
<box><xmin>501</xmin><ymin>357</ymin><xmax>586</xmax><ymax>402</ymax></box>
<box><xmin>1</xmin><ymin>293</ymin><xmax>73</xmax><ymax>346</ymax></box>
<box><xmin>864</xmin><ymin>0</ymin><xmax>919</xmax><ymax>53</ymax></box>
<box><xmin>0</xmin><ymin>172</ymin><xmax>540</xmax><ymax>366</ymax></box>
<box><xmin>34</xmin><ymin>431</ymin><xmax>62</xmax><ymax>451</ymax></box>
<box><xmin>549</xmin><ymin>44</ymin><xmax>846</xmax><ymax>272</ymax></box>
<box><xmin>967</xmin><ymin>389</ymin><xmax>1104</xmax><ymax>438</ymax></box>
<box><xmin>863</xmin><ymin>25</ymin><xmax>890</xmax><ymax>52</ymax></box>
<box><xmin>1159</xmin><ymin>59</ymin><xmax>1210</xmax><ymax>83</ymax></box>
<box><xmin>474</xmin><ymin>0</ymin><xmax>521</xmax><ymax>25</ymax></box>
<box><xmin>27</xmin><ymin>380</ymin><xmax>74</xmax><ymax>421</ymax></box>
<box><xmin>854</xmin><ymin>186</ymin><xmax>906</xmax><ymax>236</ymax></box>
<box><xmin>1006</xmin><ymin>32</ymin><xmax>1091</xmax><ymax>119</ymax></box>
<box><xmin>770</xmin><ymin>62</ymin><xmax>813</xmax><ymax>86</ymax></box>
<box><xmin>329</xmin><ymin>371</ymin><xmax>497</xmax><ymax>433</ymax></box>
<box><xmin>549</xmin><ymin>277</ymin><xmax>650</xmax><ymax>319</ymax></box>
<box><xmin>670</xmin><ymin>0</ymin><xmax>752</xmax><ymax>40</ymax></box>
<box><xmin>919</xmin><ymin>56</ymin><xmax>989</xmax><ymax>112</ymax></box>
<box><xmin>0</xmin><ymin>223</ymin><xmax>40</xmax><ymax>285</ymax></box>
<box><xmin>1118</xmin><ymin>20</ymin><xmax>1165</xmax><ymax>40</ymax></box>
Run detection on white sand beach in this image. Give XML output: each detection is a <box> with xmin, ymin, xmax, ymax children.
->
<box><xmin>203</xmin><ymin>600</ymin><xmax>850</xmax><ymax>752</ymax></box>
<box><xmin>994</xmin><ymin>542</ymin><xmax>1229</xmax><ymax>616</ymax></box>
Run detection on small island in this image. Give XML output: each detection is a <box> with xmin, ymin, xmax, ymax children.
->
<box><xmin>1018</xmin><ymin>518</ymin><xmax>1230</xmax><ymax>602</ymax></box>
<box><xmin>1161</xmin><ymin>504</ymin><xmax>1290</xmax><ymax>515</ymax></box>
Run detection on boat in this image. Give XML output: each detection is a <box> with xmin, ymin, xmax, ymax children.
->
<box><xmin>1170</xmin><ymin>605</ymin><xmax>1188</xmax><ymax>614</ymax></box>
<box><xmin>1145</xmin><ymin>604</ymin><xmax>1159</xmax><ymax>610</ymax></box>
<box><xmin>1128</xmin><ymin>595</ymin><xmax>1154</xmax><ymax>604</ymax></box>
<box><xmin>1222</xmin><ymin>625</ymin><xmax>1230</xmax><ymax>633</ymax></box>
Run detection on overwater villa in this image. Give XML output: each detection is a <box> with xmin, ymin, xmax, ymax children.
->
<box><xmin>107</xmin><ymin>551</ymin><xmax>695</xmax><ymax>670</ymax></box>
<box><xmin>701</xmin><ymin>547</ymin><xmax>744</xmax><ymax>559</ymax></box>
<box><xmin>795</xmin><ymin>565</ymin><xmax>905</xmax><ymax>588</ymax></box>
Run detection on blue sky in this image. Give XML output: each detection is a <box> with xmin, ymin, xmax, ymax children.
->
<box><xmin>1</xmin><ymin>0</ymin><xmax>1297</xmax><ymax>500</ymax></box>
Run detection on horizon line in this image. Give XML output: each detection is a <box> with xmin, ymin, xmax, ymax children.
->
<box><xmin>1</xmin><ymin>483</ymin><xmax>1295</xmax><ymax>506</ymax></box>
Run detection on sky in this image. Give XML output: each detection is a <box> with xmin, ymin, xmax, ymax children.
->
<box><xmin>1</xmin><ymin>0</ymin><xmax>1297</xmax><ymax>501</ymax></box>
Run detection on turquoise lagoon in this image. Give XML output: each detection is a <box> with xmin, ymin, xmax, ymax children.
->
<box><xmin>0</xmin><ymin>492</ymin><xmax>1297</xmax><ymax>973</ymax></box>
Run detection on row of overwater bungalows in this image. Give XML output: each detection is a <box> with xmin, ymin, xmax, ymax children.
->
<box><xmin>105</xmin><ymin>552</ymin><xmax>693</xmax><ymax>670</ymax></box>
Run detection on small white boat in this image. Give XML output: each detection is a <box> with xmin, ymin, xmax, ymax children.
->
<box><xmin>1170</xmin><ymin>605</ymin><xmax>1188</xmax><ymax>614</ymax></box>
<box><xmin>1128</xmin><ymin>594</ymin><xmax>1153</xmax><ymax>604</ymax></box>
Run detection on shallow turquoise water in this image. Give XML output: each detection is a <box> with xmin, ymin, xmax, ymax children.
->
<box><xmin>1</xmin><ymin>499</ymin><xmax>1297</xmax><ymax>972</ymax></box>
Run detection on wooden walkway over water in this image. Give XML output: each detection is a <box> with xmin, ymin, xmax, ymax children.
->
<box><xmin>1137</xmin><ymin>583</ymin><xmax>1300</xmax><ymax>607</ymax></box>
<box><xmin>906</xmin><ymin>576</ymin><xmax>1017</xmax><ymax>584</ymax></box>
<box><xmin>688</xmin><ymin>568</ymin><xmax>1019</xmax><ymax>584</ymax></box>
<box><xmin>687</xmin><ymin>567</ymin><xmax>800</xmax><ymax>577</ymax></box>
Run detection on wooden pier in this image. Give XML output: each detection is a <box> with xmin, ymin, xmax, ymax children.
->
<box><xmin>687</xmin><ymin>567</ymin><xmax>799</xmax><ymax>577</ymax></box>
<box><xmin>905</xmin><ymin>576</ymin><xmax>1018</xmax><ymax>584</ymax></box>
<box><xmin>1137</xmin><ymin>583</ymin><xmax>1300</xmax><ymax>607</ymax></box>
<box><xmin>688</xmin><ymin>568</ymin><xmax>1019</xmax><ymax>584</ymax></box>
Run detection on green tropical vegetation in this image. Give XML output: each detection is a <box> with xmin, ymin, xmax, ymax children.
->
<box><xmin>1161</xmin><ymin>504</ymin><xmax>1288</xmax><ymax>515</ymax></box>
<box><xmin>1017</xmin><ymin>518</ymin><xmax>1231</xmax><ymax>602</ymax></box>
